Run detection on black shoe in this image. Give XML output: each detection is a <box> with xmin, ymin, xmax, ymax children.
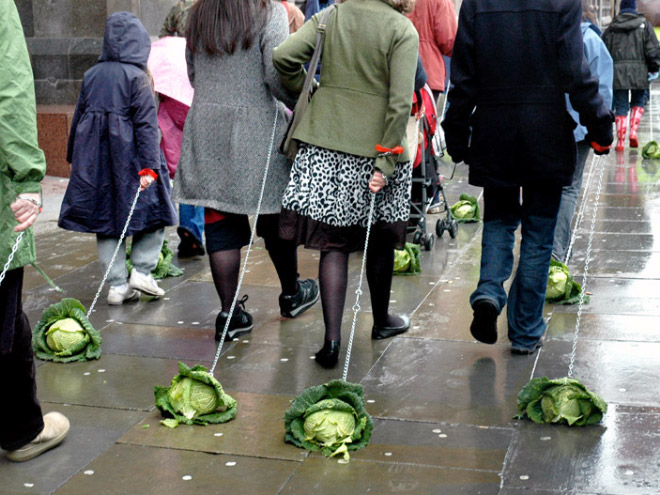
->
<box><xmin>177</xmin><ymin>226</ymin><xmax>205</xmax><ymax>257</ymax></box>
<box><xmin>215</xmin><ymin>295</ymin><xmax>253</xmax><ymax>341</ymax></box>
<box><xmin>315</xmin><ymin>340</ymin><xmax>340</xmax><ymax>368</ymax></box>
<box><xmin>371</xmin><ymin>315</ymin><xmax>410</xmax><ymax>340</ymax></box>
<box><xmin>511</xmin><ymin>340</ymin><xmax>544</xmax><ymax>355</ymax></box>
<box><xmin>470</xmin><ymin>299</ymin><xmax>499</xmax><ymax>344</ymax></box>
<box><xmin>279</xmin><ymin>279</ymin><xmax>320</xmax><ymax>318</ymax></box>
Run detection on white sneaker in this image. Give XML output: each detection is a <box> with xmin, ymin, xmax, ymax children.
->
<box><xmin>107</xmin><ymin>284</ymin><xmax>140</xmax><ymax>305</ymax></box>
<box><xmin>129</xmin><ymin>270</ymin><xmax>165</xmax><ymax>297</ymax></box>
<box><xmin>6</xmin><ymin>412</ymin><xmax>70</xmax><ymax>462</ymax></box>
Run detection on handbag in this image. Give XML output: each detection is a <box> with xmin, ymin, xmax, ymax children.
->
<box><xmin>279</xmin><ymin>5</ymin><xmax>336</xmax><ymax>160</ymax></box>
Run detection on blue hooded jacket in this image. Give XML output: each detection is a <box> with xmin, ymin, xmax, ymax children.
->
<box><xmin>59</xmin><ymin>12</ymin><xmax>177</xmax><ymax>237</ymax></box>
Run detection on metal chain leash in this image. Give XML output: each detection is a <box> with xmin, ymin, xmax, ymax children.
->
<box><xmin>567</xmin><ymin>154</ymin><xmax>605</xmax><ymax>377</ymax></box>
<box><xmin>342</xmin><ymin>191</ymin><xmax>377</xmax><ymax>382</ymax></box>
<box><xmin>564</xmin><ymin>153</ymin><xmax>598</xmax><ymax>265</ymax></box>
<box><xmin>86</xmin><ymin>184</ymin><xmax>143</xmax><ymax>318</ymax></box>
<box><xmin>210</xmin><ymin>107</ymin><xmax>279</xmax><ymax>375</ymax></box>
<box><xmin>0</xmin><ymin>232</ymin><xmax>24</xmax><ymax>288</ymax></box>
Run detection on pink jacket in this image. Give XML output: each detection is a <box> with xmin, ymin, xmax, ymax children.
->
<box><xmin>408</xmin><ymin>0</ymin><xmax>457</xmax><ymax>92</ymax></box>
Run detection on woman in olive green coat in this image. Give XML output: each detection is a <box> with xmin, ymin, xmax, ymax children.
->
<box><xmin>273</xmin><ymin>0</ymin><xmax>419</xmax><ymax>367</ymax></box>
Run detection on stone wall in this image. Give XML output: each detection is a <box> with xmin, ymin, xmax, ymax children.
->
<box><xmin>16</xmin><ymin>0</ymin><xmax>173</xmax><ymax>105</ymax></box>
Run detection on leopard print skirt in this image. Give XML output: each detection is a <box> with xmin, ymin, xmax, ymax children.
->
<box><xmin>280</xmin><ymin>144</ymin><xmax>412</xmax><ymax>252</ymax></box>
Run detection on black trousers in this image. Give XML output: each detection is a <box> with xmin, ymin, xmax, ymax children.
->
<box><xmin>0</xmin><ymin>268</ymin><xmax>44</xmax><ymax>450</ymax></box>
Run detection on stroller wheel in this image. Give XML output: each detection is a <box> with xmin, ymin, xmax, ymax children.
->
<box><xmin>448</xmin><ymin>219</ymin><xmax>459</xmax><ymax>239</ymax></box>
<box><xmin>435</xmin><ymin>219</ymin><xmax>445</xmax><ymax>238</ymax></box>
<box><xmin>424</xmin><ymin>233</ymin><xmax>435</xmax><ymax>251</ymax></box>
<box><xmin>413</xmin><ymin>230</ymin><xmax>423</xmax><ymax>245</ymax></box>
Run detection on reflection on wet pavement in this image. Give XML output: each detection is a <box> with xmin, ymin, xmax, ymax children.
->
<box><xmin>4</xmin><ymin>89</ymin><xmax>660</xmax><ymax>494</ymax></box>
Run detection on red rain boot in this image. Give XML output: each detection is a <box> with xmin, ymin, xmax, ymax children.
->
<box><xmin>615</xmin><ymin>115</ymin><xmax>627</xmax><ymax>152</ymax></box>
<box><xmin>629</xmin><ymin>106</ymin><xmax>644</xmax><ymax>148</ymax></box>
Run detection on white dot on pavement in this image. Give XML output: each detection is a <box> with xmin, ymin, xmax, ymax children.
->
<box><xmin>164</xmin><ymin>297</ymin><xmax>170</xmax><ymax>301</ymax></box>
<box><xmin>182</xmin><ymin>475</ymin><xmax>192</xmax><ymax>481</ymax></box>
<box><xmin>227</xmin><ymin>356</ymin><xmax>235</xmax><ymax>360</ymax></box>
<box><xmin>619</xmin><ymin>388</ymin><xmax>626</xmax><ymax>392</ymax></box>
<box><xmin>225</xmin><ymin>461</ymin><xmax>237</xmax><ymax>467</ymax></box>
<box><xmin>280</xmin><ymin>358</ymin><xmax>289</xmax><ymax>362</ymax></box>
<box><xmin>366</xmin><ymin>399</ymin><xmax>375</xmax><ymax>403</ymax></box>
<box><xmin>384</xmin><ymin>452</ymin><xmax>392</xmax><ymax>457</ymax></box>
<box><xmin>243</xmin><ymin>340</ymin><xmax>249</xmax><ymax>343</ymax></box>
<box><xmin>625</xmin><ymin>470</ymin><xmax>634</xmax><ymax>476</ymax></box>
<box><xmin>214</xmin><ymin>432</ymin><xmax>224</xmax><ymax>437</ymax></box>
<box><xmin>97</xmin><ymin>369</ymin><xmax>106</xmax><ymax>373</ymax></box>
<box><xmin>432</xmin><ymin>429</ymin><xmax>441</xmax><ymax>433</ymax></box>
<box><xmin>192</xmin><ymin>321</ymin><xmax>199</xmax><ymax>325</ymax></box>
<box><xmin>520</xmin><ymin>475</ymin><xmax>529</xmax><ymax>481</ymax></box>
<box><xmin>177</xmin><ymin>321</ymin><xmax>184</xmax><ymax>324</ymax></box>
<box><xmin>84</xmin><ymin>470</ymin><xmax>95</xmax><ymax>476</ymax></box>
<box><xmin>310</xmin><ymin>356</ymin><xmax>315</xmax><ymax>359</ymax></box>
<box><xmin>438</xmin><ymin>434</ymin><xmax>447</xmax><ymax>438</ymax></box>
<box><xmin>337</xmin><ymin>459</ymin><xmax>349</xmax><ymax>464</ymax></box>
<box><xmin>540</xmin><ymin>436</ymin><xmax>551</xmax><ymax>441</ymax></box>
<box><xmin>24</xmin><ymin>483</ymin><xmax>34</xmax><ymax>488</ymax></box>
<box><xmin>83</xmin><ymin>372</ymin><xmax>91</xmax><ymax>376</ymax></box>
<box><xmin>106</xmin><ymin>319</ymin><xmax>114</xmax><ymax>323</ymax></box>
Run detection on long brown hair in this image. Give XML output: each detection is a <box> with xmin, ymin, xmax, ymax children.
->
<box><xmin>186</xmin><ymin>0</ymin><xmax>269</xmax><ymax>56</ymax></box>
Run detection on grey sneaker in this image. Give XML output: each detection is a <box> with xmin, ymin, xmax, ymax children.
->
<box><xmin>107</xmin><ymin>284</ymin><xmax>140</xmax><ymax>305</ymax></box>
<box><xmin>6</xmin><ymin>412</ymin><xmax>70</xmax><ymax>462</ymax></box>
<box><xmin>129</xmin><ymin>269</ymin><xmax>165</xmax><ymax>297</ymax></box>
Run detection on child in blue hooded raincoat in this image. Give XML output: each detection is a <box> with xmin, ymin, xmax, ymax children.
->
<box><xmin>59</xmin><ymin>12</ymin><xmax>177</xmax><ymax>305</ymax></box>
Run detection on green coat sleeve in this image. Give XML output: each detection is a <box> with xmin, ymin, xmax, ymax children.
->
<box><xmin>374</xmin><ymin>23</ymin><xmax>418</xmax><ymax>178</ymax></box>
<box><xmin>0</xmin><ymin>0</ymin><xmax>46</xmax><ymax>195</ymax></box>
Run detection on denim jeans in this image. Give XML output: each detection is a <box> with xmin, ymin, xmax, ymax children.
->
<box><xmin>553</xmin><ymin>140</ymin><xmax>592</xmax><ymax>263</ymax></box>
<box><xmin>470</xmin><ymin>185</ymin><xmax>563</xmax><ymax>350</ymax></box>
<box><xmin>97</xmin><ymin>228</ymin><xmax>165</xmax><ymax>287</ymax></box>
<box><xmin>179</xmin><ymin>203</ymin><xmax>205</xmax><ymax>243</ymax></box>
<box><xmin>613</xmin><ymin>89</ymin><xmax>646</xmax><ymax>116</ymax></box>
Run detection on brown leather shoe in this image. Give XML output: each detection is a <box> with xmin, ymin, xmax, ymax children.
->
<box><xmin>6</xmin><ymin>412</ymin><xmax>70</xmax><ymax>462</ymax></box>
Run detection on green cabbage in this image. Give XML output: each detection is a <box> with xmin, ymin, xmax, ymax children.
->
<box><xmin>126</xmin><ymin>240</ymin><xmax>183</xmax><ymax>280</ymax></box>
<box><xmin>450</xmin><ymin>194</ymin><xmax>480</xmax><ymax>222</ymax></box>
<box><xmin>642</xmin><ymin>141</ymin><xmax>660</xmax><ymax>160</ymax></box>
<box><xmin>545</xmin><ymin>259</ymin><xmax>586</xmax><ymax>305</ymax></box>
<box><xmin>284</xmin><ymin>380</ymin><xmax>373</xmax><ymax>461</ymax></box>
<box><xmin>393</xmin><ymin>242</ymin><xmax>421</xmax><ymax>275</ymax></box>
<box><xmin>515</xmin><ymin>377</ymin><xmax>607</xmax><ymax>426</ymax></box>
<box><xmin>32</xmin><ymin>298</ymin><xmax>102</xmax><ymax>362</ymax></box>
<box><xmin>155</xmin><ymin>362</ymin><xmax>237</xmax><ymax>427</ymax></box>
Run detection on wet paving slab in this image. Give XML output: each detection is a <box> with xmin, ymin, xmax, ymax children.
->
<box><xmin>54</xmin><ymin>443</ymin><xmax>300</xmax><ymax>495</ymax></box>
<box><xmin>0</xmin><ymin>403</ymin><xmax>145</xmax><ymax>495</ymax></box>
<box><xmin>546</xmin><ymin>312</ymin><xmax>660</xmax><ymax>342</ymax></box>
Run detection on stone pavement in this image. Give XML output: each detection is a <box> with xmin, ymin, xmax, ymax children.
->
<box><xmin>3</xmin><ymin>88</ymin><xmax>660</xmax><ymax>495</ymax></box>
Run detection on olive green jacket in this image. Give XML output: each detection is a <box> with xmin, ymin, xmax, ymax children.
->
<box><xmin>272</xmin><ymin>0</ymin><xmax>419</xmax><ymax>177</ymax></box>
<box><xmin>0</xmin><ymin>0</ymin><xmax>46</xmax><ymax>271</ymax></box>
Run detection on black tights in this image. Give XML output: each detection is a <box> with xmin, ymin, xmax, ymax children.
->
<box><xmin>319</xmin><ymin>243</ymin><xmax>401</xmax><ymax>342</ymax></box>
<box><xmin>209</xmin><ymin>237</ymin><xmax>298</xmax><ymax>313</ymax></box>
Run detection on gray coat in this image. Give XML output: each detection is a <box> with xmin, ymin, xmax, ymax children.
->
<box><xmin>173</xmin><ymin>2</ymin><xmax>295</xmax><ymax>215</ymax></box>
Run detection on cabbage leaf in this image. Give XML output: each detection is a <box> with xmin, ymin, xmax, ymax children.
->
<box><xmin>515</xmin><ymin>377</ymin><xmax>607</xmax><ymax>426</ymax></box>
<box><xmin>32</xmin><ymin>298</ymin><xmax>102</xmax><ymax>363</ymax></box>
<box><xmin>284</xmin><ymin>380</ymin><xmax>373</xmax><ymax>461</ymax></box>
<box><xmin>545</xmin><ymin>259</ymin><xmax>587</xmax><ymax>305</ymax></box>
<box><xmin>393</xmin><ymin>243</ymin><xmax>421</xmax><ymax>276</ymax></box>
<box><xmin>449</xmin><ymin>194</ymin><xmax>480</xmax><ymax>223</ymax></box>
<box><xmin>126</xmin><ymin>240</ymin><xmax>183</xmax><ymax>280</ymax></box>
<box><xmin>154</xmin><ymin>362</ymin><xmax>237</xmax><ymax>427</ymax></box>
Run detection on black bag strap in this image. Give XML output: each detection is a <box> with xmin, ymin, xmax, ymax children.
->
<box><xmin>301</xmin><ymin>5</ymin><xmax>336</xmax><ymax>101</ymax></box>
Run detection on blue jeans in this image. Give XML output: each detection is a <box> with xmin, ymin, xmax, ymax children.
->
<box><xmin>179</xmin><ymin>203</ymin><xmax>205</xmax><ymax>243</ymax></box>
<box><xmin>613</xmin><ymin>89</ymin><xmax>646</xmax><ymax>116</ymax></box>
<box><xmin>470</xmin><ymin>185</ymin><xmax>563</xmax><ymax>350</ymax></box>
<box><xmin>552</xmin><ymin>140</ymin><xmax>591</xmax><ymax>263</ymax></box>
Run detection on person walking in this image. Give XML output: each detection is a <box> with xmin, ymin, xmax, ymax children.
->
<box><xmin>175</xmin><ymin>0</ymin><xmax>319</xmax><ymax>341</ymax></box>
<box><xmin>443</xmin><ymin>0</ymin><xmax>613</xmax><ymax>355</ymax></box>
<box><xmin>59</xmin><ymin>12</ymin><xmax>177</xmax><ymax>305</ymax></box>
<box><xmin>0</xmin><ymin>0</ymin><xmax>70</xmax><ymax>461</ymax></box>
<box><xmin>603</xmin><ymin>0</ymin><xmax>660</xmax><ymax>151</ymax></box>
<box><xmin>273</xmin><ymin>0</ymin><xmax>419</xmax><ymax>368</ymax></box>
<box><xmin>407</xmin><ymin>0</ymin><xmax>457</xmax><ymax>101</ymax></box>
<box><xmin>553</xmin><ymin>0</ymin><xmax>614</xmax><ymax>263</ymax></box>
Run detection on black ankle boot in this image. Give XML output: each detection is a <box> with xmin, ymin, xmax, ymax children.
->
<box><xmin>315</xmin><ymin>340</ymin><xmax>340</xmax><ymax>368</ymax></box>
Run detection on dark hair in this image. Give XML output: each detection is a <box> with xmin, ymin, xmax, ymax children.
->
<box><xmin>186</xmin><ymin>0</ymin><xmax>269</xmax><ymax>56</ymax></box>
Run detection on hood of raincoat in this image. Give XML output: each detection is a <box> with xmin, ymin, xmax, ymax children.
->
<box><xmin>99</xmin><ymin>11</ymin><xmax>151</xmax><ymax>68</ymax></box>
<box><xmin>608</xmin><ymin>12</ymin><xmax>647</xmax><ymax>33</ymax></box>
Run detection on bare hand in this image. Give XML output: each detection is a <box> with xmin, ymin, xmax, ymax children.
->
<box><xmin>369</xmin><ymin>170</ymin><xmax>387</xmax><ymax>193</ymax></box>
<box><xmin>10</xmin><ymin>194</ymin><xmax>41</xmax><ymax>232</ymax></box>
<box><xmin>140</xmin><ymin>175</ymin><xmax>155</xmax><ymax>191</ymax></box>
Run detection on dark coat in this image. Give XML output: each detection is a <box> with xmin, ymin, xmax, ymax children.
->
<box><xmin>602</xmin><ymin>11</ymin><xmax>660</xmax><ymax>91</ymax></box>
<box><xmin>59</xmin><ymin>12</ymin><xmax>177</xmax><ymax>237</ymax></box>
<box><xmin>442</xmin><ymin>0</ymin><xmax>613</xmax><ymax>188</ymax></box>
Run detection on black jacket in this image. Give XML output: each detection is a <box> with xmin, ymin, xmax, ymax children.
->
<box><xmin>442</xmin><ymin>0</ymin><xmax>613</xmax><ymax>188</ymax></box>
<box><xmin>602</xmin><ymin>12</ymin><xmax>660</xmax><ymax>91</ymax></box>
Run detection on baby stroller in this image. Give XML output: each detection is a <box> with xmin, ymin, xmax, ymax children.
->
<box><xmin>407</xmin><ymin>84</ymin><xmax>458</xmax><ymax>251</ymax></box>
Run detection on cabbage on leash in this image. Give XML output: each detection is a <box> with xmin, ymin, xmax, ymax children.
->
<box><xmin>515</xmin><ymin>377</ymin><xmax>607</xmax><ymax>426</ymax></box>
<box><xmin>32</xmin><ymin>298</ymin><xmax>102</xmax><ymax>363</ymax></box>
<box><xmin>393</xmin><ymin>242</ymin><xmax>421</xmax><ymax>275</ymax></box>
<box><xmin>155</xmin><ymin>362</ymin><xmax>237</xmax><ymax>428</ymax></box>
<box><xmin>449</xmin><ymin>193</ymin><xmax>480</xmax><ymax>223</ymax></box>
<box><xmin>284</xmin><ymin>380</ymin><xmax>373</xmax><ymax>461</ymax></box>
<box><xmin>642</xmin><ymin>141</ymin><xmax>660</xmax><ymax>160</ymax></box>
<box><xmin>546</xmin><ymin>259</ymin><xmax>587</xmax><ymax>305</ymax></box>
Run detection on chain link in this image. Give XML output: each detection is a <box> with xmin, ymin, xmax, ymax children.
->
<box><xmin>86</xmin><ymin>184</ymin><xmax>143</xmax><ymax>318</ymax></box>
<box><xmin>568</xmin><ymin>155</ymin><xmax>604</xmax><ymax>377</ymax></box>
<box><xmin>0</xmin><ymin>232</ymin><xmax>25</xmax><ymax>288</ymax></box>
<box><xmin>342</xmin><ymin>191</ymin><xmax>377</xmax><ymax>382</ymax></box>
<box><xmin>210</xmin><ymin>106</ymin><xmax>279</xmax><ymax>375</ymax></box>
